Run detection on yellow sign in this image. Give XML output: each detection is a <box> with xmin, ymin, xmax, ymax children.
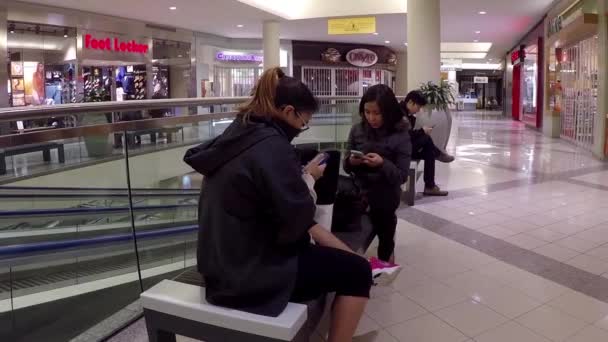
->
<box><xmin>328</xmin><ymin>17</ymin><xmax>376</xmax><ymax>35</ymax></box>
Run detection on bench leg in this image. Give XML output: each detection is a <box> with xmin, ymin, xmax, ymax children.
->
<box><xmin>167</xmin><ymin>133</ymin><xmax>174</xmax><ymax>144</ymax></box>
<box><xmin>406</xmin><ymin>168</ymin><xmax>416</xmax><ymax>206</ymax></box>
<box><xmin>57</xmin><ymin>146</ymin><xmax>65</xmax><ymax>163</ymax></box>
<box><xmin>146</xmin><ymin>324</ymin><xmax>177</xmax><ymax>342</ymax></box>
<box><xmin>151</xmin><ymin>133</ymin><xmax>157</xmax><ymax>144</ymax></box>
<box><xmin>43</xmin><ymin>149</ymin><xmax>51</xmax><ymax>162</ymax></box>
<box><xmin>0</xmin><ymin>156</ymin><xmax>6</xmax><ymax>175</ymax></box>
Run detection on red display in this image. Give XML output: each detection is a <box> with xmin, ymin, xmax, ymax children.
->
<box><xmin>84</xmin><ymin>34</ymin><xmax>149</xmax><ymax>54</ymax></box>
<box><xmin>511</xmin><ymin>49</ymin><xmax>525</xmax><ymax>65</ymax></box>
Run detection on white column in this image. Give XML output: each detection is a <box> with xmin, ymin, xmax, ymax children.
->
<box><xmin>595</xmin><ymin>0</ymin><xmax>608</xmax><ymax>159</ymax></box>
<box><xmin>263</xmin><ymin>21</ymin><xmax>280</xmax><ymax>71</ymax></box>
<box><xmin>395</xmin><ymin>51</ymin><xmax>408</xmax><ymax>96</ymax></box>
<box><xmin>407</xmin><ymin>0</ymin><xmax>441</xmax><ymax>90</ymax></box>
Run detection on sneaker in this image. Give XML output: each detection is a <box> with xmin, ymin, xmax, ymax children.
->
<box><xmin>437</xmin><ymin>152</ymin><xmax>455</xmax><ymax>163</ymax></box>
<box><xmin>423</xmin><ymin>186</ymin><xmax>449</xmax><ymax>196</ymax></box>
<box><xmin>370</xmin><ymin>257</ymin><xmax>401</xmax><ymax>285</ymax></box>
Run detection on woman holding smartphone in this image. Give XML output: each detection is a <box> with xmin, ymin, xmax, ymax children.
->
<box><xmin>344</xmin><ymin>84</ymin><xmax>412</xmax><ymax>282</ymax></box>
<box><xmin>185</xmin><ymin>67</ymin><xmax>371</xmax><ymax>342</ymax></box>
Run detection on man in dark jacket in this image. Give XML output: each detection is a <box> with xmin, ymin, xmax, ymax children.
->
<box><xmin>401</xmin><ymin>90</ymin><xmax>454</xmax><ymax>196</ymax></box>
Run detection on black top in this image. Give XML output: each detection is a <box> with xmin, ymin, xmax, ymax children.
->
<box><xmin>344</xmin><ymin>122</ymin><xmax>412</xmax><ymax>189</ymax></box>
<box><xmin>183</xmin><ymin>114</ymin><xmax>316</xmax><ymax>317</ymax></box>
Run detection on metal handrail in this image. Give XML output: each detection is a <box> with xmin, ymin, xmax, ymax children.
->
<box><xmin>0</xmin><ymin>96</ymin><xmax>364</xmax><ymax>122</ymax></box>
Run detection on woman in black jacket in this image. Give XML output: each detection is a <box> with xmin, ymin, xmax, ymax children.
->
<box><xmin>184</xmin><ymin>67</ymin><xmax>371</xmax><ymax>342</ymax></box>
<box><xmin>345</xmin><ymin>84</ymin><xmax>412</xmax><ymax>279</ymax></box>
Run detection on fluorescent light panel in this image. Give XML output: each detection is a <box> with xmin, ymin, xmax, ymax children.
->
<box><xmin>237</xmin><ymin>0</ymin><xmax>407</xmax><ymax>20</ymax></box>
<box><xmin>441</xmin><ymin>42</ymin><xmax>492</xmax><ymax>52</ymax></box>
<box><xmin>441</xmin><ymin>52</ymin><xmax>487</xmax><ymax>59</ymax></box>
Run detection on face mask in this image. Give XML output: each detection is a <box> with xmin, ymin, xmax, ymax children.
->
<box><xmin>274</xmin><ymin>118</ymin><xmax>303</xmax><ymax>142</ymax></box>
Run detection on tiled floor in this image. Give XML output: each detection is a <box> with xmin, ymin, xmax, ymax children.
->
<box><xmin>110</xmin><ymin>112</ymin><xmax>608</xmax><ymax>342</ymax></box>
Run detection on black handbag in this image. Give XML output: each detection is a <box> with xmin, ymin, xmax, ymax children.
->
<box><xmin>331</xmin><ymin>174</ymin><xmax>367</xmax><ymax>233</ymax></box>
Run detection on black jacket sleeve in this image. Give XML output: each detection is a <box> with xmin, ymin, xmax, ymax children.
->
<box><xmin>380</xmin><ymin>131</ymin><xmax>412</xmax><ymax>186</ymax></box>
<box><xmin>256</xmin><ymin>137</ymin><xmax>316</xmax><ymax>246</ymax></box>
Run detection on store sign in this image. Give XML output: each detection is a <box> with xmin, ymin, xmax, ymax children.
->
<box><xmin>549</xmin><ymin>15</ymin><xmax>563</xmax><ymax>36</ymax></box>
<box><xmin>328</xmin><ymin>17</ymin><xmax>376</xmax><ymax>35</ymax></box>
<box><xmin>84</xmin><ymin>34</ymin><xmax>149</xmax><ymax>54</ymax></box>
<box><xmin>511</xmin><ymin>49</ymin><xmax>525</xmax><ymax>65</ymax></box>
<box><xmin>215</xmin><ymin>52</ymin><xmax>263</xmax><ymax>63</ymax></box>
<box><xmin>346</xmin><ymin>49</ymin><xmax>378</xmax><ymax>67</ymax></box>
<box><xmin>474</xmin><ymin>76</ymin><xmax>489</xmax><ymax>84</ymax></box>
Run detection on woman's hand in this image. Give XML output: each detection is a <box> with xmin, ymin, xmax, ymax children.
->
<box><xmin>363</xmin><ymin>153</ymin><xmax>384</xmax><ymax>167</ymax></box>
<box><xmin>349</xmin><ymin>155</ymin><xmax>364</xmax><ymax>166</ymax></box>
<box><xmin>423</xmin><ymin>126</ymin><xmax>433</xmax><ymax>135</ymax></box>
<box><xmin>304</xmin><ymin>158</ymin><xmax>326</xmax><ymax>181</ymax></box>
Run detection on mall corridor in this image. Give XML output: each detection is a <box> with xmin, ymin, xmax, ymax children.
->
<box><xmin>99</xmin><ymin>111</ymin><xmax>608</xmax><ymax>342</ymax></box>
<box><xmin>2</xmin><ymin>0</ymin><xmax>608</xmax><ymax>341</ymax></box>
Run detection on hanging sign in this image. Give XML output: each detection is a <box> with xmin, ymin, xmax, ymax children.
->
<box><xmin>474</xmin><ymin>76</ymin><xmax>489</xmax><ymax>84</ymax></box>
<box><xmin>346</xmin><ymin>49</ymin><xmax>378</xmax><ymax>67</ymax></box>
<box><xmin>511</xmin><ymin>48</ymin><xmax>526</xmax><ymax>65</ymax></box>
<box><xmin>328</xmin><ymin>17</ymin><xmax>376</xmax><ymax>35</ymax></box>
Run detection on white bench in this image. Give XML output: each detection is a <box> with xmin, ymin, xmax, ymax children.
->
<box><xmin>141</xmin><ymin>279</ymin><xmax>309</xmax><ymax>342</ymax></box>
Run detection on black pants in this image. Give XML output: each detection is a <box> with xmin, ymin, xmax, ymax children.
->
<box><xmin>412</xmin><ymin>134</ymin><xmax>442</xmax><ymax>188</ymax></box>
<box><xmin>291</xmin><ymin>244</ymin><xmax>372</xmax><ymax>302</ymax></box>
<box><xmin>367</xmin><ymin>186</ymin><xmax>401</xmax><ymax>262</ymax></box>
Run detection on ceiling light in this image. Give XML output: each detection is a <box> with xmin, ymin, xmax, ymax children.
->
<box><xmin>479</xmin><ymin>11</ymin><xmax>487</xmax><ymax>15</ymax></box>
<box><xmin>475</xmin><ymin>30</ymin><xmax>481</xmax><ymax>34</ymax></box>
<box><xmin>9</xmin><ymin>23</ymin><xmax>14</xmax><ymax>34</ymax></box>
<box><xmin>474</xmin><ymin>39</ymin><xmax>479</xmax><ymax>42</ymax></box>
<box><xmin>373</xmin><ymin>32</ymin><xmax>379</xmax><ymax>35</ymax></box>
<box><xmin>169</xmin><ymin>6</ymin><xmax>177</xmax><ymax>10</ymax></box>
<box><xmin>385</xmin><ymin>40</ymin><xmax>391</xmax><ymax>44</ymax></box>
<box><xmin>404</xmin><ymin>43</ymin><xmax>408</xmax><ymax>46</ymax></box>
<box><xmin>237</xmin><ymin>24</ymin><xmax>244</xmax><ymax>28</ymax></box>
<box><xmin>63</xmin><ymin>28</ymin><xmax>68</xmax><ymax>38</ymax></box>
<box><xmin>178</xmin><ymin>54</ymin><xmax>183</xmax><ymax>58</ymax></box>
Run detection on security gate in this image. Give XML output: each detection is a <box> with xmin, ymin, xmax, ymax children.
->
<box><xmin>301</xmin><ymin>66</ymin><xmax>393</xmax><ymax>97</ymax></box>
<box><xmin>213</xmin><ymin>66</ymin><xmax>262</xmax><ymax>97</ymax></box>
<box><xmin>560</xmin><ymin>36</ymin><xmax>598</xmax><ymax>150</ymax></box>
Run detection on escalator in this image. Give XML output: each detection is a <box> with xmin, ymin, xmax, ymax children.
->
<box><xmin>0</xmin><ymin>185</ymin><xmax>200</xmax><ymax>315</ymax></box>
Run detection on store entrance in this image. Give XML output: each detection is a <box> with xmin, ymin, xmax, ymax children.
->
<box><xmin>81</xmin><ymin>62</ymin><xmax>148</xmax><ymax>103</ymax></box>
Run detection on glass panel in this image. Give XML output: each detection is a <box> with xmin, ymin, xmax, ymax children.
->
<box><xmin>0</xmin><ymin>117</ymin><xmax>138</xmax><ymax>340</ymax></box>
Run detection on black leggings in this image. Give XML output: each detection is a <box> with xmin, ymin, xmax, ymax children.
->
<box><xmin>291</xmin><ymin>244</ymin><xmax>372</xmax><ymax>302</ymax></box>
<box><xmin>366</xmin><ymin>186</ymin><xmax>401</xmax><ymax>262</ymax></box>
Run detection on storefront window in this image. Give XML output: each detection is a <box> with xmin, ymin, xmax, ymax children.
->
<box><xmin>7</xmin><ymin>22</ymin><xmax>77</xmax><ymax>107</ymax></box>
<box><xmin>522</xmin><ymin>45</ymin><xmax>538</xmax><ymax>125</ymax></box>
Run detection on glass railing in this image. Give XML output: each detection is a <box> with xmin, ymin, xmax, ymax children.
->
<box><xmin>0</xmin><ymin>96</ymin><xmax>362</xmax><ymax>341</ymax></box>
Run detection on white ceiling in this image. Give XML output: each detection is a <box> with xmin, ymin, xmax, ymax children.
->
<box><xmin>20</xmin><ymin>0</ymin><xmax>557</xmax><ymax>62</ymax></box>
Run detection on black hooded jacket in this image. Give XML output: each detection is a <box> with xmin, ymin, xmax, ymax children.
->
<box><xmin>183</xmin><ymin>114</ymin><xmax>316</xmax><ymax>317</ymax></box>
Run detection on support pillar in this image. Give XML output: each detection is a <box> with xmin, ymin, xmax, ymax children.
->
<box><xmin>263</xmin><ymin>21</ymin><xmax>280</xmax><ymax>71</ymax></box>
<box><xmin>0</xmin><ymin>3</ymin><xmax>9</xmax><ymax>134</ymax></box>
<box><xmin>407</xmin><ymin>0</ymin><xmax>441</xmax><ymax>90</ymax></box>
<box><xmin>395</xmin><ymin>51</ymin><xmax>408</xmax><ymax>96</ymax></box>
<box><xmin>596</xmin><ymin>0</ymin><xmax>608</xmax><ymax>159</ymax></box>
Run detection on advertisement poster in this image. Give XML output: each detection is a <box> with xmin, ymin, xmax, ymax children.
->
<box><xmin>23</xmin><ymin>62</ymin><xmax>45</xmax><ymax>105</ymax></box>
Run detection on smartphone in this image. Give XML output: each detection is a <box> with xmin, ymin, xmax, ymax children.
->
<box><xmin>350</xmin><ymin>150</ymin><xmax>365</xmax><ymax>158</ymax></box>
<box><xmin>316</xmin><ymin>152</ymin><xmax>330</xmax><ymax>165</ymax></box>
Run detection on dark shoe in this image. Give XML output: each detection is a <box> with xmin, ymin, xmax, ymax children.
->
<box><xmin>437</xmin><ymin>152</ymin><xmax>455</xmax><ymax>163</ymax></box>
<box><xmin>424</xmin><ymin>186</ymin><xmax>448</xmax><ymax>196</ymax></box>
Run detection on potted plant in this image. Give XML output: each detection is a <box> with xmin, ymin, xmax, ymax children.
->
<box><xmin>416</xmin><ymin>81</ymin><xmax>455</xmax><ymax>150</ymax></box>
<box><xmin>419</xmin><ymin>81</ymin><xmax>455</xmax><ymax>113</ymax></box>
